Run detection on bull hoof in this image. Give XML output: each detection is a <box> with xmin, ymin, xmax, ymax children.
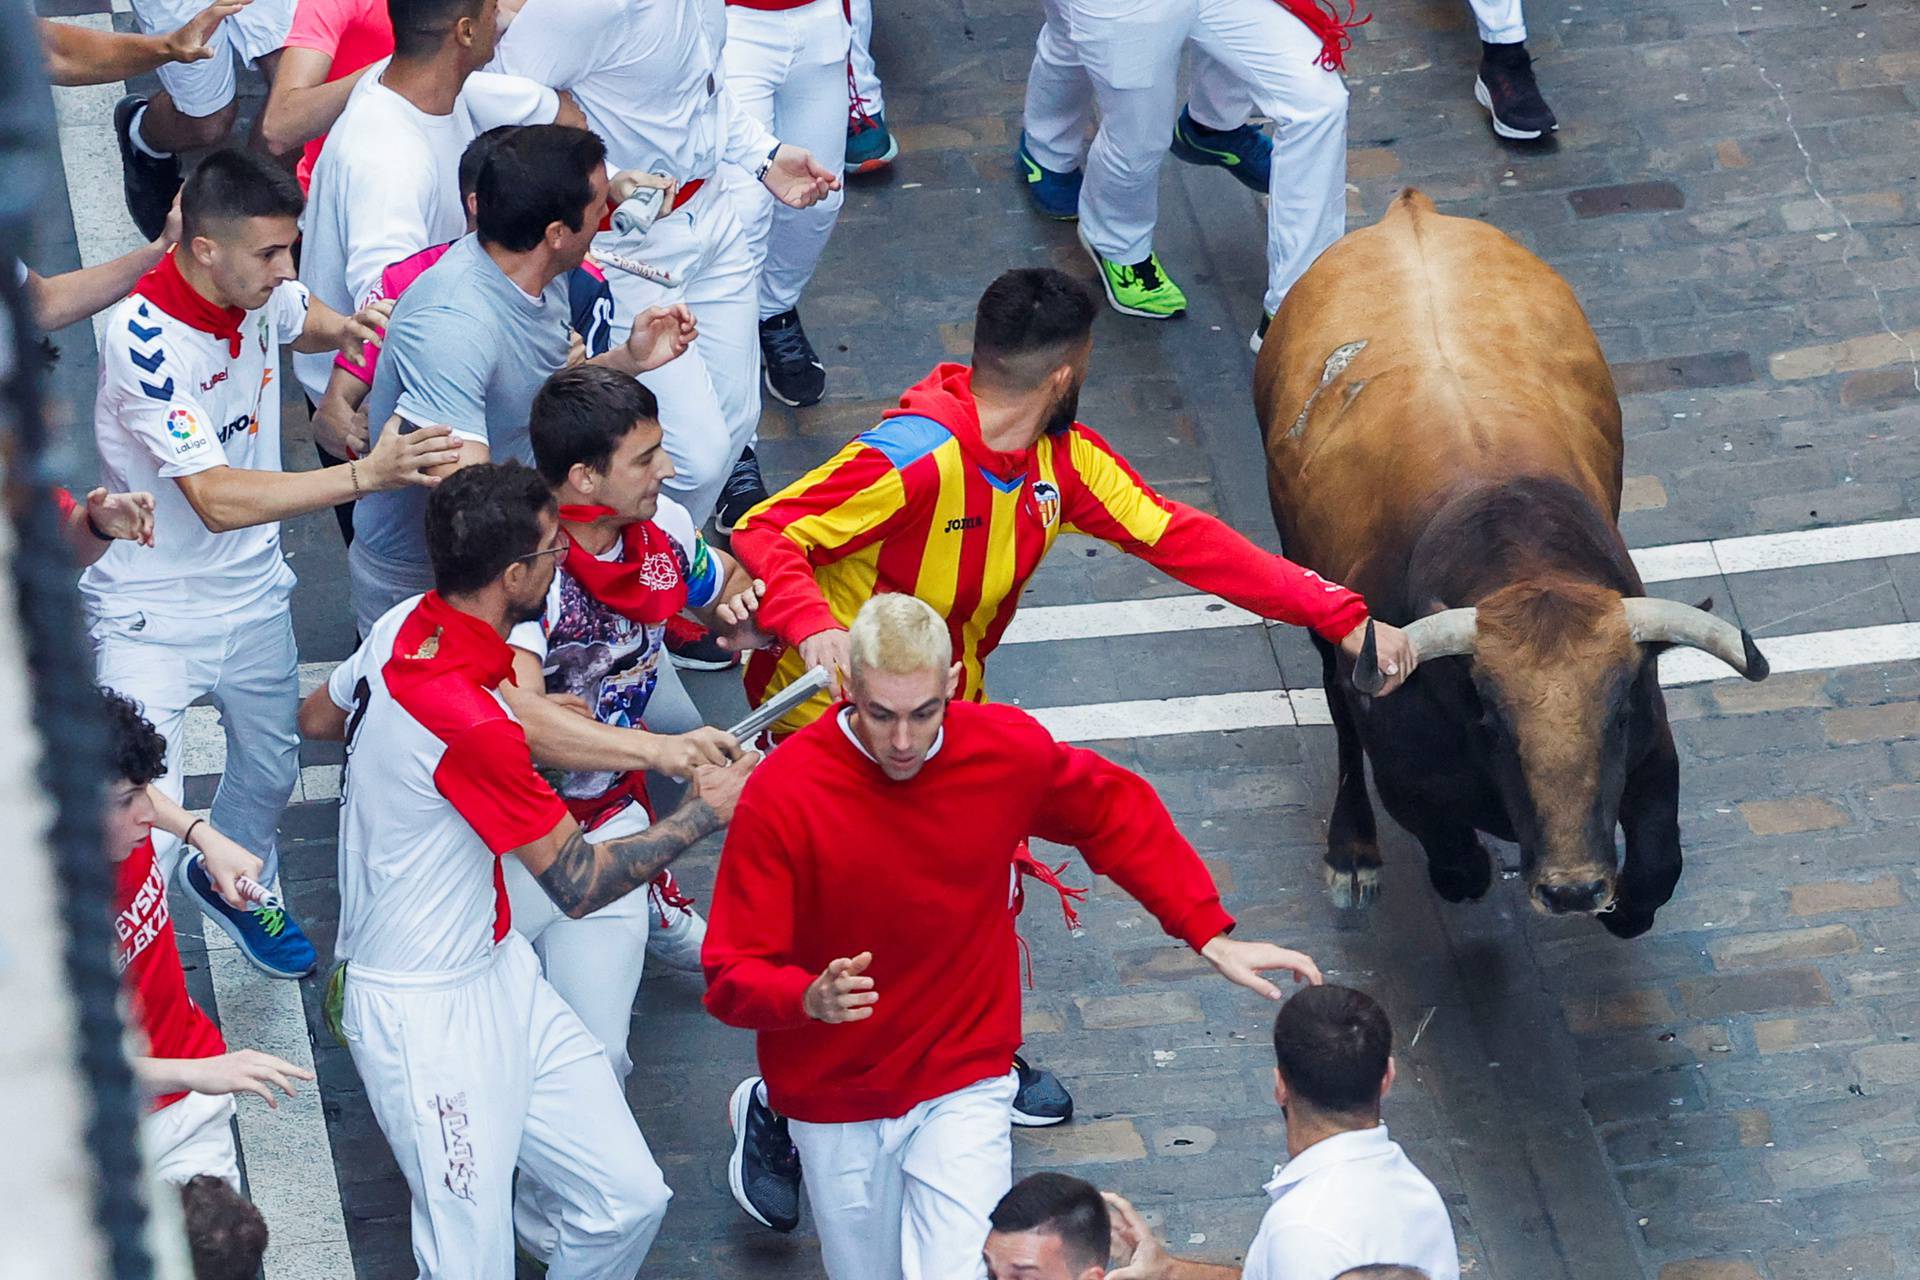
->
<box><xmin>1324</xmin><ymin>862</ymin><xmax>1381</xmax><ymax>909</ymax></box>
<box><xmin>1599</xmin><ymin>904</ymin><xmax>1658</xmax><ymax>939</ymax></box>
<box><xmin>1427</xmin><ymin>842</ymin><xmax>1493</xmax><ymax>903</ymax></box>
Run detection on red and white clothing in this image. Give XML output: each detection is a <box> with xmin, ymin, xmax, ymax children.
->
<box><xmin>1021</xmin><ymin>0</ymin><xmax>1352</xmax><ymax>316</ymax></box>
<box><xmin>282</xmin><ymin>0</ymin><xmax>395</xmax><ymax>192</ymax></box>
<box><xmin>294</xmin><ymin>61</ymin><xmax>559</xmax><ymax>403</ymax></box>
<box><xmin>492</xmin><ymin>0</ymin><xmax>778</xmax><ymax>525</ymax></box>
<box><xmin>84</xmin><ymin>255</ymin><xmax>310</xmax><ymax>883</ymax></box>
<box><xmin>115</xmin><ymin>835</ymin><xmax>240</xmax><ymax>1186</ymax></box>
<box><xmin>328</xmin><ymin>591</ymin><xmax>670</xmax><ymax>1277</ymax></box>
<box><xmin>703</xmin><ymin>699</ymin><xmax>1233</xmax><ymax>1278</ymax></box>
<box><xmin>721</xmin><ymin>0</ymin><xmax>851</xmax><ymax>319</ymax></box>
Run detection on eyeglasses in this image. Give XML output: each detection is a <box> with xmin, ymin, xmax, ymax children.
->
<box><xmin>511</xmin><ymin>538</ymin><xmax>568</xmax><ymax>566</ymax></box>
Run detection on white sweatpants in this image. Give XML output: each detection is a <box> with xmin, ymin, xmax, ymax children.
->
<box><xmin>789</xmin><ymin>1073</ymin><xmax>1017</xmax><ymax>1280</ymax></box>
<box><xmin>342</xmin><ymin>935</ymin><xmax>671</xmax><ymax>1279</ymax></box>
<box><xmin>87</xmin><ymin>573</ymin><xmax>300</xmax><ymax>887</ymax></box>
<box><xmin>1470</xmin><ymin>0</ymin><xmax>1526</xmax><ymax>44</ymax></box>
<box><xmin>503</xmin><ymin>803</ymin><xmax>656</xmax><ymax>1259</ymax></box>
<box><xmin>723</xmin><ymin>0</ymin><xmax>852</xmax><ymax>319</ymax></box>
<box><xmin>142</xmin><ymin>1090</ymin><xmax>240</xmax><ymax>1189</ymax></box>
<box><xmin>1027</xmin><ymin>0</ymin><xmax>1349</xmax><ymax>315</ymax></box>
<box><xmin>131</xmin><ymin>0</ymin><xmax>293</xmax><ymax>116</ymax></box>
<box><xmin>598</xmin><ymin>181</ymin><xmax>761</xmax><ymax>527</ymax></box>
<box><xmin>848</xmin><ymin>0</ymin><xmax>885</xmax><ymax>117</ymax></box>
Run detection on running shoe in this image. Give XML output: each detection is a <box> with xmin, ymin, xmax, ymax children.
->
<box><xmin>1016</xmin><ymin>135</ymin><xmax>1082</xmax><ymax>221</ymax></box>
<box><xmin>760</xmin><ymin>309</ymin><xmax>826</xmax><ymax>408</ymax></box>
<box><xmin>714</xmin><ymin>445</ymin><xmax>771</xmax><ymax>537</ymax></box>
<box><xmin>728</xmin><ymin>1076</ymin><xmax>802</xmax><ymax>1232</ymax></box>
<box><xmin>1475</xmin><ymin>41</ymin><xmax>1558</xmax><ymax>140</ymax></box>
<box><xmin>846</xmin><ymin>109</ymin><xmax>899</xmax><ymax>173</ymax></box>
<box><xmin>1010</xmin><ymin>1053</ymin><xmax>1074</xmax><ymax>1127</ymax></box>
<box><xmin>1078</xmin><ymin>227</ymin><xmax>1187</xmax><ymax>320</ymax></box>
<box><xmin>1168</xmin><ymin>107</ymin><xmax>1272</xmax><ymax>194</ymax></box>
<box><xmin>114</xmin><ymin>95</ymin><xmax>181</xmax><ymax>243</ymax></box>
<box><xmin>664</xmin><ymin>614</ymin><xmax>741</xmax><ymax>672</ymax></box>
<box><xmin>644</xmin><ymin>870</ymin><xmax>707</xmax><ymax>973</ymax></box>
<box><xmin>183</xmin><ymin>857</ymin><xmax>317</xmax><ymax>980</ymax></box>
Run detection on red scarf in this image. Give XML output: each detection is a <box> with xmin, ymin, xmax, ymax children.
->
<box><xmin>1283</xmin><ymin>0</ymin><xmax>1370</xmax><ymax>71</ymax></box>
<box><xmin>556</xmin><ymin>505</ymin><xmax>688</xmax><ymax>626</ymax></box>
<box><xmin>400</xmin><ymin>591</ymin><xmax>518</xmax><ymax>690</ymax></box>
<box><xmin>131</xmin><ymin>249</ymin><xmax>247</xmax><ymax>358</ymax></box>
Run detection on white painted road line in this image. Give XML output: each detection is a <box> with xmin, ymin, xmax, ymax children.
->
<box><xmin>1002</xmin><ymin>516</ymin><xmax>1920</xmax><ymax>645</ymax></box>
<box><xmin>1025</xmin><ymin>622</ymin><xmax>1917</xmax><ymax>743</ymax></box>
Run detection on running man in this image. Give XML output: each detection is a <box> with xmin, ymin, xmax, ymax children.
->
<box><xmin>724</xmin><ymin>265</ymin><xmax>1415</xmax><ymax>1224</ymax></box>
<box><xmin>299</xmin><ymin>462</ymin><xmax>755</xmax><ymax>1277</ymax></box>
<box><xmin>702</xmin><ymin>593</ymin><xmax>1323</xmax><ymax>1280</ymax></box>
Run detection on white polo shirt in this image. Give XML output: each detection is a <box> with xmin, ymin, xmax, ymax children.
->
<box><xmin>81</xmin><ymin>275</ymin><xmax>310</xmax><ymax>618</ymax></box>
<box><xmin>1244</xmin><ymin>1125</ymin><xmax>1459</xmax><ymax>1280</ymax></box>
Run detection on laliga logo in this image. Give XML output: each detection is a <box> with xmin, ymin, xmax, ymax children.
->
<box><xmin>165</xmin><ymin>407</ymin><xmax>201</xmax><ymax>442</ymax></box>
<box><xmin>1031</xmin><ymin>480</ymin><xmax>1061</xmax><ymax>530</ymax></box>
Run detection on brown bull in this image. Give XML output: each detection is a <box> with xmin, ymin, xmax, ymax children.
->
<box><xmin>1255</xmin><ymin>189</ymin><xmax>1766</xmax><ymax>937</ymax></box>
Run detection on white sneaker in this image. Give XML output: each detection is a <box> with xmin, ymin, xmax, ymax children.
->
<box><xmin>645</xmin><ymin>873</ymin><xmax>707</xmax><ymax>973</ymax></box>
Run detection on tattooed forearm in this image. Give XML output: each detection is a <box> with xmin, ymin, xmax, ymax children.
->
<box><xmin>537</xmin><ymin>798</ymin><xmax>723</xmax><ymax>919</ymax></box>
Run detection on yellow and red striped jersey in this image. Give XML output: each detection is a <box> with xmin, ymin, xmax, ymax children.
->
<box><xmin>732</xmin><ymin>364</ymin><xmax>1368</xmax><ymax>735</ymax></box>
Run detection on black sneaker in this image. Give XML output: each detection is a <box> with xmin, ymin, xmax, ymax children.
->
<box><xmin>759</xmin><ymin>309</ymin><xmax>827</xmax><ymax>407</ymax></box>
<box><xmin>728</xmin><ymin>1076</ymin><xmax>802</xmax><ymax>1232</ymax></box>
<box><xmin>664</xmin><ymin>614</ymin><xmax>741</xmax><ymax>672</ymax></box>
<box><xmin>114</xmin><ymin>95</ymin><xmax>182</xmax><ymax>242</ymax></box>
<box><xmin>1010</xmin><ymin>1053</ymin><xmax>1073</xmax><ymax>1127</ymax></box>
<box><xmin>1474</xmin><ymin>42</ymin><xmax>1558</xmax><ymax>140</ymax></box>
<box><xmin>714</xmin><ymin>445</ymin><xmax>771</xmax><ymax>537</ymax></box>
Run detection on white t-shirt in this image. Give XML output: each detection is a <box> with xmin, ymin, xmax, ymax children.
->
<box><xmin>1244</xmin><ymin>1125</ymin><xmax>1460</xmax><ymax>1280</ymax></box>
<box><xmin>330</xmin><ymin>592</ymin><xmax>568</xmax><ymax>975</ymax></box>
<box><xmin>490</xmin><ymin>0</ymin><xmax>774</xmax><ymax>183</ymax></box>
<box><xmin>80</xmin><ymin>280</ymin><xmax>311</xmax><ymax>618</ymax></box>
<box><xmin>294</xmin><ymin>61</ymin><xmax>559</xmax><ymax>402</ymax></box>
<box><xmin>506</xmin><ymin>498</ymin><xmax>722</xmax><ymax>805</ymax></box>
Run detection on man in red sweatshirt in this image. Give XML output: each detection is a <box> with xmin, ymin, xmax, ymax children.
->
<box><xmin>702</xmin><ymin>592</ymin><xmax>1323</xmax><ymax>1280</ymax></box>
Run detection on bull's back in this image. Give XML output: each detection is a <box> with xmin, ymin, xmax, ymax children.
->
<box><xmin>1256</xmin><ymin>190</ymin><xmax>1623</xmax><ymax>586</ymax></box>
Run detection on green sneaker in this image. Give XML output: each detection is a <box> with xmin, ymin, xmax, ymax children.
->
<box><xmin>1078</xmin><ymin>228</ymin><xmax>1187</xmax><ymax>320</ymax></box>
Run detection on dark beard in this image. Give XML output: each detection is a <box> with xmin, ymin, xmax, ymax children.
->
<box><xmin>508</xmin><ymin>592</ymin><xmax>549</xmax><ymax>628</ymax></box>
<box><xmin>1042</xmin><ymin>384</ymin><xmax>1080</xmax><ymax>436</ymax></box>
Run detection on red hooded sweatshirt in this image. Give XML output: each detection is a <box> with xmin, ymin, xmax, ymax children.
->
<box><xmin>732</xmin><ymin>363</ymin><xmax>1370</xmax><ymax>736</ymax></box>
<box><xmin>700</xmin><ymin>699</ymin><xmax>1236</xmax><ymax>1123</ymax></box>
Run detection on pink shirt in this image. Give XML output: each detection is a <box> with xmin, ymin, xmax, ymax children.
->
<box><xmin>283</xmin><ymin>0</ymin><xmax>395</xmax><ymax>193</ymax></box>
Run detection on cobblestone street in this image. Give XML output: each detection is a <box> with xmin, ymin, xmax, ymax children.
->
<box><xmin>34</xmin><ymin>0</ymin><xmax>1920</xmax><ymax>1274</ymax></box>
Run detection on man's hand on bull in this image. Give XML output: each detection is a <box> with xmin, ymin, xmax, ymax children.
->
<box><xmin>1340</xmin><ymin>619</ymin><xmax>1418</xmax><ymax>696</ymax></box>
<box><xmin>1199</xmin><ymin>935</ymin><xmax>1323</xmax><ymax>1000</ymax></box>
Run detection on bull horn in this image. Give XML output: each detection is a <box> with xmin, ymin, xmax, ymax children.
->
<box><xmin>1623</xmin><ymin>597</ymin><xmax>1770</xmax><ymax>681</ymax></box>
<box><xmin>1351</xmin><ymin>608</ymin><xmax>1479</xmax><ymax>694</ymax></box>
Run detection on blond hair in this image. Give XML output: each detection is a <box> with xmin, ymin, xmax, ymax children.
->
<box><xmin>847</xmin><ymin>593</ymin><xmax>952</xmax><ymax>681</ymax></box>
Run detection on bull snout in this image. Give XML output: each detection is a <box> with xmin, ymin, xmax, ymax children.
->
<box><xmin>1533</xmin><ymin>877</ymin><xmax>1615</xmax><ymax>915</ymax></box>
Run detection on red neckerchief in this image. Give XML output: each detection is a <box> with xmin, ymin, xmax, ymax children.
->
<box><xmin>1280</xmin><ymin>0</ymin><xmax>1370</xmax><ymax>71</ymax></box>
<box><xmin>397</xmin><ymin>591</ymin><xmax>518</xmax><ymax>690</ymax></box>
<box><xmin>556</xmin><ymin>505</ymin><xmax>688</xmax><ymax>626</ymax></box>
<box><xmin>131</xmin><ymin>249</ymin><xmax>246</xmax><ymax>358</ymax></box>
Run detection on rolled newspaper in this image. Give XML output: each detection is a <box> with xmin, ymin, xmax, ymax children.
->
<box><xmin>726</xmin><ymin>666</ymin><xmax>832</xmax><ymax>743</ymax></box>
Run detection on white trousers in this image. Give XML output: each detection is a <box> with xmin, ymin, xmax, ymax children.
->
<box><xmin>848</xmin><ymin>0</ymin><xmax>885</xmax><ymax>116</ymax></box>
<box><xmin>790</xmin><ymin>1073</ymin><xmax>1017</xmax><ymax>1280</ymax></box>
<box><xmin>88</xmin><ymin>573</ymin><xmax>300</xmax><ymax>886</ymax></box>
<box><xmin>132</xmin><ymin>0</ymin><xmax>293</xmax><ymax>116</ymax></box>
<box><xmin>599</xmin><ymin>181</ymin><xmax>761</xmax><ymax>526</ymax></box>
<box><xmin>1025</xmin><ymin>0</ymin><xmax>1349</xmax><ymax>315</ymax></box>
<box><xmin>1470</xmin><ymin>0</ymin><xmax>1526</xmax><ymax>44</ymax></box>
<box><xmin>142</xmin><ymin>1090</ymin><xmax>241</xmax><ymax>1189</ymax></box>
<box><xmin>343</xmin><ymin>934</ymin><xmax>671</xmax><ymax>1280</ymax></box>
<box><xmin>723</xmin><ymin>0</ymin><xmax>852</xmax><ymax>319</ymax></box>
<box><xmin>503</xmin><ymin>803</ymin><xmax>656</xmax><ymax>1259</ymax></box>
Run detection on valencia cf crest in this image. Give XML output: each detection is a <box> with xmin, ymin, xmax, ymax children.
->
<box><xmin>1031</xmin><ymin>480</ymin><xmax>1061</xmax><ymax>530</ymax></box>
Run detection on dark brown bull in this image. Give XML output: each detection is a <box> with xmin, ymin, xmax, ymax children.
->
<box><xmin>1255</xmin><ymin>189</ymin><xmax>1766</xmax><ymax>937</ymax></box>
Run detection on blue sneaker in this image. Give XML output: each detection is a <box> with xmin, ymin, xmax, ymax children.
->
<box><xmin>183</xmin><ymin>857</ymin><xmax>317</xmax><ymax>979</ymax></box>
<box><xmin>1016</xmin><ymin>135</ymin><xmax>1082</xmax><ymax>220</ymax></box>
<box><xmin>846</xmin><ymin>108</ymin><xmax>899</xmax><ymax>174</ymax></box>
<box><xmin>1169</xmin><ymin>107</ymin><xmax>1272</xmax><ymax>194</ymax></box>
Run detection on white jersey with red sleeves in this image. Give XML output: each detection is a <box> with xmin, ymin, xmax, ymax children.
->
<box><xmin>80</xmin><ymin>271</ymin><xmax>310</xmax><ymax>618</ymax></box>
<box><xmin>330</xmin><ymin>591</ymin><xmax>569</xmax><ymax>975</ymax></box>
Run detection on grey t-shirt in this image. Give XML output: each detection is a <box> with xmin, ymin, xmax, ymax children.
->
<box><xmin>354</xmin><ymin>233</ymin><xmax>570</xmax><ymax>566</ymax></box>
